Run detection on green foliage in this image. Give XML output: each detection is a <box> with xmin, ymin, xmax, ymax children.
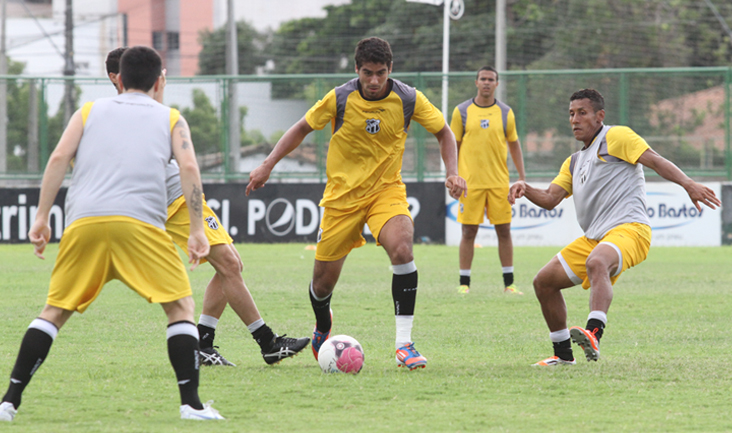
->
<box><xmin>0</xmin><ymin>244</ymin><xmax>731</xmax><ymax>431</ymax></box>
<box><xmin>197</xmin><ymin>21</ymin><xmax>266</xmax><ymax>75</ymax></box>
<box><xmin>176</xmin><ymin>89</ymin><xmax>222</xmax><ymax>155</ymax></box>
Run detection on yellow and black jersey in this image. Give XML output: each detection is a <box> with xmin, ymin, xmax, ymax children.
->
<box><xmin>306</xmin><ymin>78</ymin><xmax>445</xmax><ymax>210</ymax></box>
<box><xmin>450</xmin><ymin>98</ymin><xmax>518</xmax><ymax>188</ymax></box>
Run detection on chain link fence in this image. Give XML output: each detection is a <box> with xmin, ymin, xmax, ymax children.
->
<box><xmin>0</xmin><ymin>67</ymin><xmax>729</xmax><ymax>183</ymax></box>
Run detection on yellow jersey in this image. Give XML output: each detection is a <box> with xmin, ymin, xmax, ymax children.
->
<box><xmin>450</xmin><ymin>98</ymin><xmax>518</xmax><ymax>188</ymax></box>
<box><xmin>306</xmin><ymin>78</ymin><xmax>445</xmax><ymax>210</ymax></box>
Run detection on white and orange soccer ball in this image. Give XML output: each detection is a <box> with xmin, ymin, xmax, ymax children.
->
<box><xmin>317</xmin><ymin>335</ymin><xmax>364</xmax><ymax>374</ymax></box>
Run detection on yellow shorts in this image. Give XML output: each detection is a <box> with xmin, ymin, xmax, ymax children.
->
<box><xmin>316</xmin><ymin>186</ymin><xmax>412</xmax><ymax>261</ymax></box>
<box><xmin>557</xmin><ymin>222</ymin><xmax>651</xmax><ymax>290</ymax></box>
<box><xmin>457</xmin><ymin>187</ymin><xmax>512</xmax><ymax>225</ymax></box>
<box><xmin>47</xmin><ymin>216</ymin><xmax>192</xmax><ymax>313</ymax></box>
<box><xmin>166</xmin><ymin>195</ymin><xmax>233</xmax><ymax>263</ymax></box>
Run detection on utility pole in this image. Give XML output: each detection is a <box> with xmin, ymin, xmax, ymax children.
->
<box><xmin>495</xmin><ymin>0</ymin><xmax>506</xmax><ymax>102</ymax></box>
<box><xmin>0</xmin><ymin>0</ymin><xmax>8</xmax><ymax>173</ymax></box>
<box><xmin>63</xmin><ymin>0</ymin><xmax>75</xmax><ymax>126</ymax></box>
<box><xmin>226</xmin><ymin>0</ymin><xmax>240</xmax><ymax>175</ymax></box>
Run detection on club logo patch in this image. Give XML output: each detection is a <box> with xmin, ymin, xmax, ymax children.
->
<box><xmin>205</xmin><ymin>216</ymin><xmax>219</xmax><ymax>230</ymax></box>
<box><xmin>365</xmin><ymin>119</ymin><xmax>381</xmax><ymax>134</ymax></box>
<box><xmin>317</xmin><ymin>227</ymin><xmax>323</xmax><ymax>243</ymax></box>
<box><xmin>480</xmin><ymin>119</ymin><xmax>490</xmax><ymax>129</ymax></box>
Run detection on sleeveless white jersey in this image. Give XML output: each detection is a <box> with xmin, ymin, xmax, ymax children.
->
<box><xmin>569</xmin><ymin>125</ymin><xmax>651</xmax><ymax>240</ymax></box>
<box><xmin>65</xmin><ymin>93</ymin><xmax>175</xmax><ymax>229</ymax></box>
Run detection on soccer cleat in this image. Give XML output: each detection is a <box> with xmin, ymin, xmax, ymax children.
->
<box><xmin>395</xmin><ymin>342</ymin><xmax>427</xmax><ymax>370</ymax></box>
<box><xmin>312</xmin><ymin>310</ymin><xmax>333</xmax><ymax>361</ymax></box>
<box><xmin>504</xmin><ymin>284</ymin><xmax>523</xmax><ymax>295</ymax></box>
<box><xmin>180</xmin><ymin>401</ymin><xmax>225</xmax><ymax>420</ymax></box>
<box><xmin>457</xmin><ymin>285</ymin><xmax>470</xmax><ymax>294</ymax></box>
<box><xmin>570</xmin><ymin>326</ymin><xmax>600</xmax><ymax>361</ymax></box>
<box><xmin>532</xmin><ymin>355</ymin><xmax>576</xmax><ymax>366</ymax></box>
<box><xmin>262</xmin><ymin>334</ymin><xmax>310</xmax><ymax>365</ymax></box>
<box><xmin>0</xmin><ymin>402</ymin><xmax>17</xmax><ymax>422</ymax></box>
<box><xmin>199</xmin><ymin>346</ymin><xmax>236</xmax><ymax>367</ymax></box>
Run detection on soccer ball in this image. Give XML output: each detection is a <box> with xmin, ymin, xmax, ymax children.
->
<box><xmin>317</xmin><ymin>335</ymin><xmax>364</xmax><ymax>374</ymax></box>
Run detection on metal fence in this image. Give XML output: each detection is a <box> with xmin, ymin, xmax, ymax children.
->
<box><xmin>0</xmin><ymin>66</ymin><xmax>729</xmax><ymax>183</ymax></box>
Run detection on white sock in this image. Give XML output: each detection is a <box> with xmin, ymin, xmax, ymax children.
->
<box><xmin>588</xmin><ymin>310</ymin><xmax>607</xmax><ymax>325</ymax></box>
<box><xmin>550</xmin><ymin>329</ymin><xmax>570</xmax><ymax>343</ymax></box>
<box><xmin>247</xmin><ymin>318</ymin><xmax>265</xmax><ymax>333</ymax></box>
<box><xmin>502</xmin><ymin>266</ymin><xmax>514</xmax><ymax>273</ymax></box>
<box><xmin>395</xmin><ymin>315</ymin><xmax>414</xmax><ymax>350</ymax></box>
<box><xmin>198</xmin><ymin>314</ymin><xmax>219</xmax><ymax>329</ymax></box>
<box><xmin>459</xmin><ymin>269</ymin><xmax>471</xmax><ymax>277</ymax></box>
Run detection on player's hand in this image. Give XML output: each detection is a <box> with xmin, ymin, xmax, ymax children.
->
<box><xmin>445</xmin><ymin>175</ymin><xmax>467</xmax><ymax>200</ymax></box>
<box><xmin>187</xmin><ymin>229</ymin><xmax>210</xmax><ymax>271</ymax></box>
<box><xmin>508</xmin><ymin>180</ymin><xmax>527</xmax><ymax>205</ymax></box>
<box><xmin>686</xmin><ymin>181</ymin><xmax>721</xmax><ymax>211</ymax></box>
<box><xmin>246</xmin><ymin>164</ymin><xmax>272</xmax><ymax>196</ymax></box>
<box><xmin>28</xmin><ymin>219</ymin><xmax>51</xmax><ymax>259</ymax></box>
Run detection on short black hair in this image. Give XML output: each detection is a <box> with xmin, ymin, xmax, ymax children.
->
<box><xmin>105</xmin><ymin>47</ymin><xmax>127</xmax><ymax>75</ymax></box>
<box><xmin>570</xmin><ymin>88</ymin><xmax>605</xmax><ymax>112</ymax></box>
<box><xmin>476</xmin><ymin>65</ymin><xmax>498</xmax><ymax>80</ymax></box>
<box><xmin>119</xmin><ymin>46</ymin><xmax>162</xmax><ymax>92</ymax></box>
<box><xmin>354</xmin><ymin>37</ymin><xmax>393</xmax><ymax>69</ymax></box>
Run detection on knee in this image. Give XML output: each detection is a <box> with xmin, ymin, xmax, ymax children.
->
<box><xmin>585</xmin><ymin>255</ymin><xmax>609</xmax><ymax>278</ymax></box>
<box><xmin>211</xmin><ymin>246</ymin><xmax>242</xmax><ymax>278</ymax></box>
<box><xmin>462</xmin><ymin>226</ymin><xmax>478</xmax><ymax>240</ymax></box>
<box><xmin>533</xmin><ymin>274</ymin><xmax>552</xmax><ymax>298</ymax></box>
<box><xmin>390</xmin><ymin>244</ymin><xmax>414</xmax><ymax>265</ymax></box>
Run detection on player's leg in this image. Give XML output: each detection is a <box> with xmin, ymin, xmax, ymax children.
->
<box><xmin>487</xmin><ymin>187</ymin><xmax>520</xmax><ymax>294</ymax></box>
<box><xmin>161</xmin><ymin>297</ymin><xmax>222</xmax><ymax>420</ymax></box>
<box><xmin>310</xmin><ymin>207</ymin><xmax>367</xmax><ymax>359</ymax></box>
<box><xmin>459</xmin><ymin>224</ymin><xmax>479</xmax><ymax>292</ymax></box>
<box><xmin>377</xmin><ymin>215</ymin><xmax>426</xmax><ymax>370</ymax></box>
<box><xmin>456</xmin><ymin>189</ymin><xmax>486</xmax><ymax>292</ymax></box>
<box><xmin>0</xmin><ymin>305</ymin><xmax>73</xmax><ymax>421</ymax></box>
<box><xmin>205</xmin><ymin>243</ymin><xmax>309</xmax><ymax>365</ymax></box>
<box><xmin>532</xmin><ymin>255</ymin><xmax>578</xmax><ymax>366</ymax></box>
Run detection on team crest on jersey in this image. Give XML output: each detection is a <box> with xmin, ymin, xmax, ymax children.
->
<box><xmin>205</xmin><ymin>216</ymin><xmax>219</xmax><ymax>230</ymax></box>
<box><xmin>578</xmin><ymin>160</ymin><xmax>591</xmax><ymax>184</ymax></box>
<box><xmin>365</xmin><ymin>119</ymin><xmax>381</xmax><ymax>134</ymax></box>
<box><xmin>459</xmin><ymin>203</ymin><xmax>464</xmax><ymax>214</ymax></box>
<box><xmin>480</xmin><ymin>119</ymin><xmax>490</xmax><ymax>129</ymax></box>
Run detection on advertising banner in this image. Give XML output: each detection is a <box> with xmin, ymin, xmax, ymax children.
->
<box><xmin>445</xmin><ymin>182</ymin><xmax>722</xmax><ymax>247</ymax></box>
<box><xmin>0</xmin><ymin>182</ymin><xmax>446</xmax><ymax>244</ymax></box>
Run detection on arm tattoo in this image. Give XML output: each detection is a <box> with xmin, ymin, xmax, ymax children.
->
<box><xmin>190</xmin><ymin>184</ymin><xmax>203</xmax><ymax>217</ymax></box>
<box><xmin>179</xmin><ymin>130</ymin><xmax>192</xmax><ymax>150</ymax></box>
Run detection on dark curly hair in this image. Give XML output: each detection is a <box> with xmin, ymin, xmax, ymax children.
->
<box><xmin>570</xmin><ymin>89</ymin><xmax>605</xmax><ymax>112</ymax></box>
<box><xmin>354</xmin><ymin>37</ymin><xmax>393</xmax><ymax>69</ymax></box>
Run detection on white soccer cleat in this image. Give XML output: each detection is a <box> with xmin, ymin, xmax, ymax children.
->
<box><xmin>532</xmin><ymin>355</ymin><xmax>576</xmax><ymax>366</ymax></box>
<box><xmin>0</xmin><ymin>402</ymin><xmax>17</xmax><ymax>422</ymax></box>
<box><xmin>180</xmin><ymin>401</ymin><xmax>225</xmax><ymax>420</ymax></box>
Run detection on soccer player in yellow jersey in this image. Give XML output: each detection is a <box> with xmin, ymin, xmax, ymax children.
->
<box><xmin>508</xmin><ymin>89</ymin><xmax>720</xmax><ymax>366</ymax></box>
<box><xmin>450</xmin><ymin>66</ymin><xmax>526</xmax><ymax>295</ymax></box>
<box><xmin>0</xmin><ymin>46</ymin><xmax>224</xmax><ymax>421</ymax></box>
<box><xmin>105</xmin><ymin>48</ymin><xmax>309</xmax><ymax>367</ymax></box>
<box><xmin>246</xmin><ymin>37</ymin><xmax>467</xmax><ymax>370</ymax></box>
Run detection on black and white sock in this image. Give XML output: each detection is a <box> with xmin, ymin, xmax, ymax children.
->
<box><xmin>2</xmin><ymin>318</ymin><xmax>58</xmax><ymax>409</ymax></box>
<box><xmin>309</xmin><ymin>281</ymin><xmax>332</xmax><ymax>333</ymax></box>
<box><xmin>393</xmin><ymin>261</ymin><xmax>418</xmax><ymax>349</ymax></box>
<box><xmin>550</xmin><ymin>329</ymin><xmax>573</xmax><ymax>361</ymax></box>
<box><xmin>459</xmin><ymin>269</ymin><xmax>471</xmax><ymax>287</ymax></box>
<box><xmin>167</xmin><ymin>321</ymin><xmax>202</xmax><ymax>410</ymax></box>
<box><xmin>248</xmin><ymin>319</ymin><xmax>275</xmax><ymax>351</ymax></box>
<box><xmin>197</xmin><ymin>315</ymin><xmax>218</xmax><ymax>350</ymax></box>
<box><xmin>502</xmin><ymin>266</ymin><xmax>514</xmax><ymax>287</ymax></box>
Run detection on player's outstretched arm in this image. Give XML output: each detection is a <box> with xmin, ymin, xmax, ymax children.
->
<box><xmin>171</xmin><ymin>115</ymin><xmax>209</xmax><ymax>268</ymax></box>
<box><xmin>29</xmin><ymin>109</ymin><xmax>84</xmax><ymax>259</ymax></box>
<box><xmin>637</xmin><ymin>148</ymin><xmax>721</xmax><ymax>211</ymax></box>
<box><xmin>246</xmin><ymin>116</ymin><xmax>314</xmax><ymax>196</ymax></box>
<box><xmin>508</xmin><ymin>180</ymin><xmax>567</xmax><ymax>210</ymax></box>
<box><xmin>434</xmin><ymin>124</ymin><xmax>467</xmax><ymax>199</ymax></box>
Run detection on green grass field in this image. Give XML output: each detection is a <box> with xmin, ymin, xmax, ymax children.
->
<box><xmin>0</xmin><ymin>243</ymin><xmax>730</xmax><ymax>432</ymax></box>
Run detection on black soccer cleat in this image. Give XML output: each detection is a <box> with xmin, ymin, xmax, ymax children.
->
<box><xmin>199</xmin><ymin>346</ymin><xmax>236</xmax><ymax>366</ymax></box>
<box><xmin>262</xmin><ymin>334</ymin><xmax>310</xmax><ymax>365</ymax></box>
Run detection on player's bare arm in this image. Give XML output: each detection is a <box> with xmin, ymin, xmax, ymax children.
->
<box><xmin>508</xmin><ymin>181</ymin><xmax>567</xmax><ymax>209</ymax></box>
<box><xmin>171</xmin><ymin>115</ymin><xmax>209</xmax><ymax>267</ymax></box>
<box><xmin>246</xmin><ymin>116</ymin><xmax>314</xmax><ymax>196</ymax></box>
<box><xmin>434</xmin><ymin>124</ymin><xmax>467</xmax><ymax>199</ymax></box>
<box><xmin>29</xmin><ymin>109</ymin><xmax>84</xmax><ymax>259</ymax></box>
<box><xmin>637</xmin><ymin>148</ymin><xmax>721</xmax><ymax>211</ymax></box>
<box><xmin>508</xmin><ymin>139</ymin><xmax>527</xmax><ymax>181</ymax></box>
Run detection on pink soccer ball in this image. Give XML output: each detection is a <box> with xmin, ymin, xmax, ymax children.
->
<box><xmin>318</xmin><ymin>335</ymin><xmax>364</xmax><ymax>374</ymax></box>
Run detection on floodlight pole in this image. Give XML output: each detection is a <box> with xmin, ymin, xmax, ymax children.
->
<box><xmin>441</xmin><ymin>0</ymin><xmax>449</xmax><ymax>122</ymax></box>
<box><xmin>495</xmin><ymin>0</ymin><xmax>506</xmax><ymax>102</ymax></box>
<box><xmin>0</xmin><ymin>0</ymin><xmax>7</xmax><ymax>173</ymax></box>
<box><xmin>226</xmin><ymin>0</ymin><xmax>240</xmax><ymax>175</ymax></box>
